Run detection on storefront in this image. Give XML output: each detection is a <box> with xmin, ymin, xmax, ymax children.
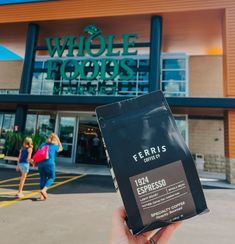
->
<box><xmin>0</xmin><ymin>15</ymin><xmax>163</xmax><ymax>165</ymax></box>
<box><xmin>1</xmin><ymin>0</ymin><xmax>235</xmax><ymax>182</ymax></box>
<box><xmin>24</xmin><ymin>111</ymin><xmax>105</xmax><ymax>164</ymax></box>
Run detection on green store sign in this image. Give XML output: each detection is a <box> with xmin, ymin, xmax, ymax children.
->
<box><xmin>45</xmin><ymin>25</ymin><xmax>138</xmax><ymax>81</ymax></box>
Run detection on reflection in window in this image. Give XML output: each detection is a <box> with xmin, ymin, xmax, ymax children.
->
<box><xmin>118</xmin><ymin>81</ymin><xmax>137</xmax><ymax>96</ymax></box>
<box><xmin>31</xmin><ymin>72</ymin><xmax>43</xmax><ymax>94</ymax></box>
<box><xmin>162</xmin><ymin>71</ymin><xmax>185</xmax><ymax>81</ymax></box>
<box><xmin>0</xmin><ymin>113</ymin><xmax>15</xmax><ymax>153</ymax></box>
<box><xmin>42</xmin><ymin>79</ymin><xmax>54</xmax><ymax>95</ymax></box>
<box><xmin>161</xmin><ymin>54</ymin><xmax>188</xmax><ymax>97</ymax></box>
<box><xmin>32</xmin><ymin>55</ymin><xmax>150</xmax><ymax>97</ymax></box>
<box><xmin>162</xmin><ymin>59</ymin><xmax>185</xmax><ymax>69</ymax></box>
<box><xmin>162</xmin><ymin>81</ymin><xmax>186</xmax><ymax>97</ymax></box>
<box><xmin>25</xmin><ymin>114</ymin><xmax>37</xmax><ymax>134</ymax></box>
<box><xmin>2</xmin><ymin>114</ymin><xmax>15</xmax><ymax>133</ymax></box>
<box><xmin>174</xmin><ymin>115</ymin><xmax>188</xmax><ymax>144</ymax></box>
<box><xmin>25</xmin><ymin>112</ymin><xmax>56</xmax><ymax>138</ymax></box>
<box><xmin>0</xmin><ymin>90</ymin><xmax>19</xmax><ymax>94</ymax></box>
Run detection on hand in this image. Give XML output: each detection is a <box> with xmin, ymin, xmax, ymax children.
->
<box><xmin>110</xmin><ymin>207</ymin><xmax>182</xmax><ymax>244</ymax></box>
<box><xmin>29</xmin><ymin>159</ymin><xmax>34</xmax><ymax>165</ymax></box>
<box><xmin>16</xmin><ymin>165</ymin><xmax>20</xmax><ymax>172</ymax></box>
<box><xmin>30</xmin><ymin>159</ymin><xmax>36</xmax><ymax>168</ymax></box>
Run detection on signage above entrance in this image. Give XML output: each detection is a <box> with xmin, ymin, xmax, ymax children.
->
<box><xmin>44</xmin><ymin>25</ymin><xmax>139</xmax><ymax>81</ymax></box>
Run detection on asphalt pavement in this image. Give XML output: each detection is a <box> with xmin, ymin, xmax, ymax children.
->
<box><xmin>0</xmin><ymin>167</ymin><xmax>235</xmax><ymax>244</ymax></box>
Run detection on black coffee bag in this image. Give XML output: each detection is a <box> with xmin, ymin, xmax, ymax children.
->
<box><xmin>96</xmin><ymin>90</ymin><xmax>208</xmax><ymax>235</ymax></box>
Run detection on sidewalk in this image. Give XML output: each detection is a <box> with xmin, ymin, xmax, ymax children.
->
<box><xmin>0</xmin><ymin>159</ymin><xmax>111</xmax><ymax>176</ymax></box>
<box><xmin>0</xmin><ymin>165</ymin><xmax>234</xmax><ymax>244</ymax></box>
<box><xmin>0</xmin><ymin>160</ymin><xmax>235</xmax><ymax>189</ymax></box>
<box><xmin>199</xmin><ymin>170</ymin><xmax>235</xmax><ymax>189</ymax></box>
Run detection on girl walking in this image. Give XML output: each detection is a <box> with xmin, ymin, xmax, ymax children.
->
<box><xmin>16</xmin><ymin>137</ymin><xmax>33</xmax><ymax>198</ymax></box>
<box><xmin>37</xmin><ymin>133</ymin><xmax>63</xmax><ymax>200</ymax></box>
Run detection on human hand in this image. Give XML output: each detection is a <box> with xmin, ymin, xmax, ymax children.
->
<box><xmin>28</xmin><ymin>159</ymin><xmax>34</xmax><ymax>167</ymax></box>
<box><xmin>16</xmin><ymin>165</ymin><xmax>20</xmax><ymax>172</ymax></box>
<box><xmin>110</xmin><ymin>207</ymin><xmax>182</xmax><ymax>244</ymax></box>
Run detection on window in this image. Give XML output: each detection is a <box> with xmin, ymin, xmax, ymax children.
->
<box><xmin>31</xmin><ymin>72</ymin><xmax>43</xmax><ymax>94</ymax></box>
<box><xmin>174</xmin><ymin>115</ymin><xmax>188</xmax><ymax>145</ymax></box>
<box><xmin>0</xmin><ymin>113</ymin><xmax>15</xmax><ymax>153</ymax></box>
<box><xmin>161</xmin><ymin>54</ymin><xmax>188</xmax><ymax>97</ymax></box>
<box><xmin>0</xmin><ymin>90</ymin><xmax>19</xmax><ymax>94</ymax></box>
<box><xmin>25</xmin><ymin>112</ymin><xmax>56</xmax><ymax>137</ymax></box>
<box><xmin>25</xmin><ymin>114</ymin><xmax>37</xmax><ymax>134</ymax></box>
<box><xmin>32</xmin><ymin>55</ymin><xmax>150</xmax><ymax>97</ymax></box>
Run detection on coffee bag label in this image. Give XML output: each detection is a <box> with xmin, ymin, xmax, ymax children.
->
<box><xmin>130</xmin><ymin>160</ymin><xmax>196</xmax><ymax>225</ymax></box>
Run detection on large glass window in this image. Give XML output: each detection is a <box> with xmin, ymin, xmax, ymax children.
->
<box><xmin>25</xmin><ymin>114</ymin><xmax>37</xmax><ymax>134</ymax></box>
<box><xmin>161</xmin><ymin>54</ymin><xmax>188</xmax><ymax>97</ymax></box>
<box><xmin>0</xmin><ymin>90</ymin><xmax>19</xmax><ymax>94</ymax></box>
<box><xmin>25</xmin><ymin>112</ymin><xmax>56</xmax><ymax>137</ymax></box>
<box><xmin>174</xmin><ymin>115</ymin><xmax>188</xmax><ymax>145</ymax></box>
<box><xmin>0</xmin><ymin>113</ymin><xmax>15</xmax><ymax>153</ymax></box>
<box><xmin>31</xmin><ymin>72</ymin><xmax>43</xmax><ymax>95</ymax></box>
<box><xmin>32</xmin><ymin>55</ymin><xmax>150</xmax><ymax>97</ymax></box>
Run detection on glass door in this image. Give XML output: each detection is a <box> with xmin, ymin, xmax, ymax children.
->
<box><xmin>56</xmin><ymin>115</ymin><xmax>77</xmax><ymax>163</ymax></box>
<box><xmin>76</xmin><ymin>114</ymin><xmax>107</xmax><ymax>165</ymax></box>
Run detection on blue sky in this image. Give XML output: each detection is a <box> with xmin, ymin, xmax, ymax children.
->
<box><xmin>0</xmin><ymin>0</ymin><xmax>52</xmax><ymax>5</ymax></box>
<box><xmin>0</xmin><ymin>45</ymin><xmax>22</xmax><ymax>60</ymax></box>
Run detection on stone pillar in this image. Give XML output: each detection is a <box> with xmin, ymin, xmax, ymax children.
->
<box><xmin>226</xmin><ymin>158</ymin><xmax>235</xmax><ymax>184</ymax></box>
<box><xmin>224</xmin><ymin>111</ymin><xmax>235</xmax><ymax>184</ymax></box>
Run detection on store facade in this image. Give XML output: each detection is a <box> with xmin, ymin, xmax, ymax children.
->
<box><xmin>1</xmin><ymin>0</ymin><xmax>235</xmax><ymax>182</ymax></box>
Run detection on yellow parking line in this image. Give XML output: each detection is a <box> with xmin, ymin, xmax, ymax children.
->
<box><xmin>0</xmin><ymin>191</ymin><xmax>30</xmax><ymax>195</ymax></box>
<box><xmin>0</xmin><ymin>183</ymin><xmax>40</xmax><ymax>187</ymax></box>
<box><xmin>48</xmin><ymin>174</ymin><xmax>86</xmax><ymax>190</ymax></box>
<box><xmin>25</xmin><ymin>176</ymin><xmax>73</xmax><ymax>180</ymax></box>
<box><xmin>0</xmin><ymin>190</ymin><xmax>39</xmax><ymax>209</ymax></box>
<box><xmin>0</xmin><ymin>173</ymin><xmax>39</xmax><ymax>185</ymax></box>
<box><xmin>0</xmin><ymin>174</ymin><xmax>86</xmax><ymax>209</ymax></box>
<box><xmin>53</xmin><ymin>176</ymin><xmax>77</xmax><ymax>179</ymax></box>
<box><xmin>0</xmin><ymin>182</ymin><xmax>61</xmax><ymax>187</ymax></box>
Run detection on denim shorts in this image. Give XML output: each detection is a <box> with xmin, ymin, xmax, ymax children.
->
<box><xmin>19</xmin><ymin>163</ymin><xmax>29</xmax><ymax>173</ymax></box>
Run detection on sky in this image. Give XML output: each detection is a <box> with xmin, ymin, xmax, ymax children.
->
<box><xmin>0</xmin><ymin>0</ymin><xmax>52</xmax><ymax>5</ymax></box>
<box><xmin>0</xmin><ymin>45</ymin><xmax>22</xmax><ymax>60</ymax></box>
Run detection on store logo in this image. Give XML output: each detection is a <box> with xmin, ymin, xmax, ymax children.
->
<box><xmin>45</xmin><ymin>24</ymin><xmax>138</xmax><ymax>81</ymax></box>
<box><xmin>132</xmin><ymin>145</ymin><xmax>167</xmax><ymax>163</ymax></box>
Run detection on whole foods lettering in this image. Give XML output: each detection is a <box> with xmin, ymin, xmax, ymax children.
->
<box><xmin>45</xmin><ymin>24</ymin><xmax>138</xmax><ymax>81</ymax></box>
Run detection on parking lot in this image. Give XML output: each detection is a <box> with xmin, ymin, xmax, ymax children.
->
<box><xmin>0</xmin><ymin>168</ymin><xmax>235</xmax><ymax>244</ymax></box>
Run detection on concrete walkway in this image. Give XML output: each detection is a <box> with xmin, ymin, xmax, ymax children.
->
<box><xmin>0</xmin><ymin>160</ymin><xmax>111</xmax><ymax>176</ymax></box>
<box><xmin>0</xmin><ymin>162</ymin><xmax>235</xmax><ymax>244</ymax></box>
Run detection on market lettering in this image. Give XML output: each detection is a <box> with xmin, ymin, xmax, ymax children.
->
<box><xmin>44</xmin><ymin>25</ymin><xmax>138</xmax><ymax>81</ymax></box>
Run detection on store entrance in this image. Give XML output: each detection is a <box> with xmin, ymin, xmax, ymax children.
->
<box><xmin>76</xmin><ymin>114</ymin><xmax>106</xmax><ymax>165</ymax></box>
<box><xmin>56</xmin><ymin>115</ymin><xmax>78</xmax><ymax>163</ymax></box>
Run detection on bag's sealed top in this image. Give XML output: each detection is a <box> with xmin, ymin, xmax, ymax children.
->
<box><xmin>96</xmin><ymin>90</ymin><xmax>208</xmax><ymax>235</ymax></box>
